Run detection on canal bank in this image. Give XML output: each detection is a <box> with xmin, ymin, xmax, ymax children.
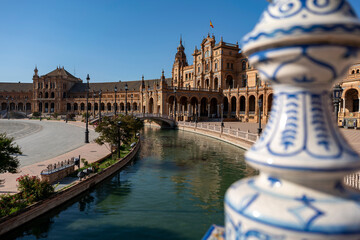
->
<box><xmin>176</xmin><ymin>122</ymin><xmax>256</xmax><ymax>150</ymax></box>
<box><xmin>0</xmin><ymin>140</ymin><xmax>141</xmax><ymax>237</ymax></box>
<box><xmin>4</xmin><ymin>127</ymin><xmax>256</xmax><ymax>240</ymax></box>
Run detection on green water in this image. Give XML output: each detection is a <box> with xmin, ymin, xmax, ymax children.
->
<box><xmin>8</xmin><ymin>128</ymin><xmax>256</xmax><ymax>240</ymax></box>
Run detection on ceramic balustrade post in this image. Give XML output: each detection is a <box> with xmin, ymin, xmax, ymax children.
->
<box><xmin>225</xmin><ymin>1</ymin><xmax>360</xmax><ymax>239</ymax></box>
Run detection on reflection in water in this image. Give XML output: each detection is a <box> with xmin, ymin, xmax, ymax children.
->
<box><xmin>7</xmin><ymin>127</ymin><xmax>256</xmax><ymax>240</ymax></box>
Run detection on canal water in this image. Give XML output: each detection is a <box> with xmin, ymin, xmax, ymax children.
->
<box><xmin>7</xmin><ymin>127</ymin><xmax>256</xmax><ymax>240</ymax></box>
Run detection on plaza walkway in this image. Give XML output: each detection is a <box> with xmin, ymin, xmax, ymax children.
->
<box><xmin>0</xmin><ymin>120</ymin><xmax>111</xmax><ymax>194</ymax></box>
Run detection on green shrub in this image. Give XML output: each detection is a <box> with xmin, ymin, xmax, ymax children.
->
<box><xmin>17</xmin><ymin>175</ymin><xmax>54</xmax><ymax>202</ymax></box>
<box><xmin>0</xmin><ymin>194</ymin><xmax>27</xmax><ymax>218</ymax></box>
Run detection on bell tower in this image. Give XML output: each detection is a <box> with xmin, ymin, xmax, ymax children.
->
<box><xmin>172</xmin><ymin>36</ymin><xmax>188</xmax><ymax>87</ymax></box>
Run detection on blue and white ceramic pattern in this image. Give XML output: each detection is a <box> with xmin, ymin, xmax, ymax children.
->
<box><xmin>225</xmin><ymin>0</ymin><xmax>360</xmax><ymax>239</ymax></box>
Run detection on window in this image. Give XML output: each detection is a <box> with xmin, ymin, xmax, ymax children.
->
<box><xmin>227</xmin><ymin>63</ymin><xmax>230</xmax><ymax>69</ymax></box>
<box><xmin>242</xmin><ymin>61</ymin><xmax>246</xmax><ymax>70</ymax></box>
<box><xmin>229</xmin><ymin>51</ymin><xmax>232</xmax><ymax>56</ymax></box>
<box><xmin>215</xmin><ymin>63</ymin><xmax>218</xmax><ymax>70</ymax></box>
<box><xmin>205</xmin><ymin>50</ymin><xmax>210</xmax><ymax>58</ymax></box>
<box><xmin>352</xmin><ymin>70</ymin><xmax>355</xmax><ymax>74</ymax></box>
<box><xmin>231</xmin><ymin>63</ymin><xmax>234</xmax><ymax>69</ymax></box>
<box><xmin>357</xmin><ymin>69</ymin><xmax>360</xmax><ymax>74</ymax></box>
<box><xmin>241</xmin><ymin>75</ymin><xmax>248</xmax><ymax>87</ymax></box>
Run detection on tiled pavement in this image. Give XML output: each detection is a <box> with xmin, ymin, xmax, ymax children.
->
<box><xmin>0</xmin><ymin>121</ymin><xmax>111</xmax><ymax>194</ymax></box>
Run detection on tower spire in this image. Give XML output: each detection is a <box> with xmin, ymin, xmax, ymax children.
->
<box><xmin>34</xmin><ymin>65</ymin><xmax>38</xmax><ymax>77</ymax></box>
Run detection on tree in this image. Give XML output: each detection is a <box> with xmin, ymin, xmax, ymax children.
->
<box><xmin>0</xmin><ymin>133</ymin><xmax>22</xmax><ymax>173</ymax></box>
<box><xmin>94</xmin><ymin>115</ymin><xmax>143</xmax><ymax>150</ymax></box>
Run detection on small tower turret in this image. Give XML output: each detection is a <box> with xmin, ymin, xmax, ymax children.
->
<box><xmin>34</xmin><ymin>66</ymin><xmax>39</xmax><ymax>77</ymax></box>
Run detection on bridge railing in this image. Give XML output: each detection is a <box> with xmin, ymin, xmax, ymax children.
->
<box><xmin>133</xmin><ymin>113</ymin><xmax>175</xmax><ymax>121</ymax></box>
<box><xmin>344</xmin><ymin>172</ymin><xmax>360</xmax><ymax>190</ymax></box>
<box><xmin>177</xmin><ymin>121</ymin><xmax>258</xmax><ymax>143</ymax></box>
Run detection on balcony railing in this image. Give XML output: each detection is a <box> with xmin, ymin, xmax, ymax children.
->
<box><xmin>177</xmin><ymin>121</ymin><xmax>258</xmax><ymax>143</ymax></box>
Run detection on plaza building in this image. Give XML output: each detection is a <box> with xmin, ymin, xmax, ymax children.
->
<box><xmin>338</xmin><ymin>63</ymin><xmax>360</xmax><ymax>127</ymax></box>
<box><xmin>0</xmin><ymin>35</ymin><xmax>357</xmax><ymax>126</ymax></box>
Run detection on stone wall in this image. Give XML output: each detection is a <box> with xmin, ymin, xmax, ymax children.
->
<box><xmin>0</xmin><ymin>140</ymin><xmax>141</xmax><ymax>236</ymax></box>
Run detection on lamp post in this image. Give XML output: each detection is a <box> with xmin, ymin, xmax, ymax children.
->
<box><xmin>25</xmin><ymin>96</ymin><xmax>28</xmax><ymax>117</ymax></box>
<box><xmin>114</xmin><ymin>86</ymin><xmax>117</xmax><ymax>116</ymax></box>
<box><xmin>85</xmin><ymin>74</ymin><xmax>90</xmax><ymax>143</ymax></box>
<box><xmin>6</xmin><ymin>96</ymin><xmax>9</xmax><ymax>120</ymax></box>
<box><xmin>10</xmin><ymin>98</ymin><xmax>14</xmax><ymax>119</ymax></box>
<box><xmin>93</xmin><ymin>90</ymin><xmax>96</xmax><ymax>117</ymax></box>
<box><xmin>117</xmin><ymin>121</ymin><xmax>122</xmax><ymax>159</ymax></box>
<box><xmin>99</xmin><ymin>89</ymin><xmax>102</xmax><ymax>123</ymax></box>
<box><xmin>221</xmin><ymin>103</ymin><xmax>224</xmax><ymax>127</ymax></box>
<box><xmin>258</xmin><ymin>98</ymin><xmax>263</xmax><ymax>135</ymax></box>
<box><xmin>125</xmin><ymin>83</ymin><xmax>128</xmax><ymax>115</ymax></box>
<box><xmin>131</xmin><ymin>94</ymin><xmax>133</xmax><ymax>115</ymax></box>
<box><xmin>174</xmin><ymin>87</ymin><xmax>177</xmax><ymax>120</ymax></box>
<box><xmin>333</xmin><ymin>84</ymin><xmax>343</xmax><ymax>126</ymax></box>
<box><xmin>195</xmin><ymin>104</ymin><xmax>198</xmax><ymax>123</ymax></box>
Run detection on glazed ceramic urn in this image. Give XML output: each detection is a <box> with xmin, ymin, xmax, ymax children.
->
<box><xmin>225</xmin><ymin>0</ymin><xmax>360</xmax><ymax>239</ymax></box>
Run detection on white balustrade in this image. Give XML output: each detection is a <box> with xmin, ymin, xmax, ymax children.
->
<box><xmin>224</xmin><ymin>1</ymin><xmax>360</xmax><ymax>239</ymax></box>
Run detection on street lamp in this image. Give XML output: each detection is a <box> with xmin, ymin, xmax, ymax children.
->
<box><xmin>93</xmin><ymin>90</ymin><xmax>96</xmax><ymax>117</ymax></box>
<box><xmin>99</xmin><ymin>89</ymin><xmax>102</xmax><ymax>123</ymax></box>
<box><xmin>258</xmin><ymin>98</ymin><xmax>263</xmax><ymax>135</ymax></box>
<box><xmin>6</xmin><ymin>96</ymin><xmax>9</xmax><ymax>120</ymax></box>
<box><xmin>131</xmin><ymin>94</ymin><xmax>133</xmax><ymax>115</ymax></box>
<box><xmin>25</xmin><ymin>96</ymin><xmax>28</xmax><ymax>117</ymax></box>
<box><xmin>114</xmin><ymin>86</ymin><xmax>117</xmax><ymax>116</ymax></box>
<box><xmin>125</xmin><ymin>83</ymin><xmax>128</xmax><ymax>115</ymax></box>
<box><xmin>174</xmin><ymin>87</ymin><xmax>177</xmax><ymax>120</ymax></box>
<box><xmin>117</xmin><ymin>121</ymin><xmax>122</xmax><ymax>159</ymax></box>
<box><xmin>221</xmin><ymin>103</ymin><xmax>224</xmax><ymax>127</ymax></box>
<box><xmin>85</xmin><ymin>74</ymin><xmax>90</xmax><ymax>143</ymax></box>
<box><xmin>333</xmin><ymin>84</ymin><xmax>343</xmax><ymax>126</ymax></box>
<box><xmin>195</xmin><ymin>104</ymin><xmax>198</xmax><ymax>123</ymax></box>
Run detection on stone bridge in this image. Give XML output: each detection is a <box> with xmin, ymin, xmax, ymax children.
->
<box><xmin>90</xmin><ymin>113</ymin><xmax>176</xmax><ymax>128</ymax></box>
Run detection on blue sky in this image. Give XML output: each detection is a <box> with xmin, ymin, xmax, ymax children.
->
<box><xmin>1</xmin><ymin>0</ymin><xmax>360</xmax><ymax>83</ymax></box>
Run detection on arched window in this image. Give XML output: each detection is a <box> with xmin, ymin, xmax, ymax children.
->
<box><xmin>242</xmin><ymin>61</ymin><xmax>246</xmax><ymax>70</ymax></box>
<box><xmin>51</xmin><ymin>92</ymin><xmax>55</xmax><ymax>98</ymax></box>
<box><xmin>226</xmin><ymin>75</ymin><xmax>234</xmax><ymax>89</ymax></box>
<box><xmin>352</xmin><ymin>70</ymin><xmax>355</xmax><ymax>74</ymax></box>
<box><xmin>357</xmin><ymin>69</ymin><xmax>360</xmax><ymax>74</ymax></box>
<box><xmin>45</xmin><ymin>92</ymin><xmax>49</xmax><ymax>98</ymax></box>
